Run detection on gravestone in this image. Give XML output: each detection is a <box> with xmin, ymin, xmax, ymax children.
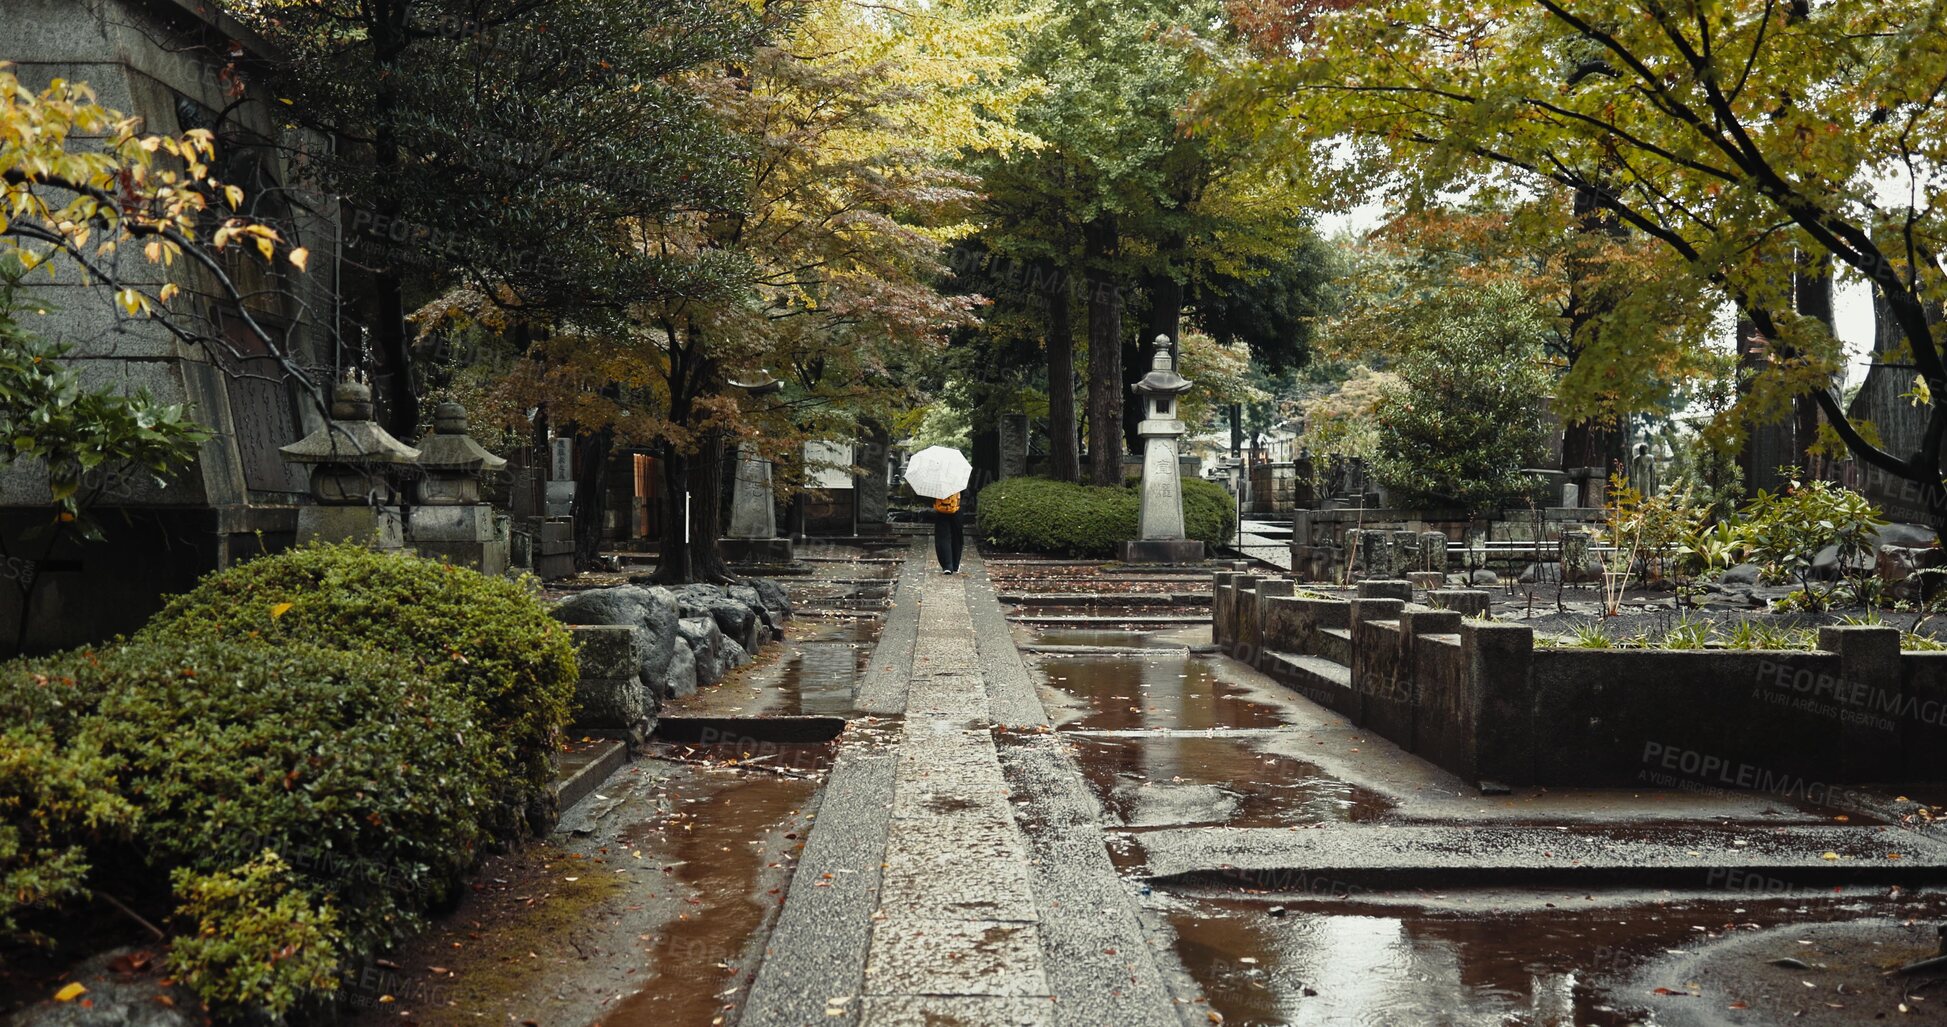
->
<box><xmin>723</xmin><ymin>374</ymin><xmax>794</xmax><ymax>563</ymax></box>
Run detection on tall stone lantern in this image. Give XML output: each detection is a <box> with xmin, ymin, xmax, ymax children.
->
<box><xmin>1121</xmin><ymin>335</ymin><xmax>1206</xmax><ymax>564</ymax></box>
<box><xmin>280</xmin><ymin>379</ymin><xmax>419</xmax><ymax>549</ymax></box>
<box><xmin>720</xmin><ymin>372</ymin><xmax>795</xmax><ymax>565</ymax></box>
<box><xmin>408</xmin><ymin>401</ymin><xmax>511</xmax><ymax>574</ymax></box>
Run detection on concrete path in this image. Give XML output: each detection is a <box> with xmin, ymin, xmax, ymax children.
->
<box><xmin>744</xmin><ymin>543</ymin><xmax>1178</xmax><ymax>1027</ymax></box>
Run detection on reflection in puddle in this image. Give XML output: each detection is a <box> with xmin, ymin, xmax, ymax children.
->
<box><xmin>1068</xmin><ymin>734</ymin><xmax>1392</xmax><ymax>829</ymax></box>
<box><xmin>606</xmin><ymin>773</ymin><xmax>817</xmax><ymax>1026</ymax></box>
<box><xmin>770</xmin><ymin>619</ymin><xmax>876</xmax><ymax>715</ymax></box>
<box><xmin>1171</xmin><ymin>899</ymin><xmax>1644</xmax><ymax>1027</ymax></box>
<box><xmin>1028</xmin><ymin>627</ymin><xmax>1191</xmax><ymax>648</ymax></box>
<box><xmin>1038</xmin><ymin>653</ymin><xmax>1286</xmax><ymax>731</ymax></box>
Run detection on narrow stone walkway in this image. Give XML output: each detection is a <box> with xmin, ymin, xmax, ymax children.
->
<box><xmin>859</xmin><ymin>570</ymin><xmax>1051</xmax><ymax>1022</ymax></box>
<box><xmin>743</xmin><ymin>542</ymin><xmax>1179</xmax><ymax>1027</ymax></box>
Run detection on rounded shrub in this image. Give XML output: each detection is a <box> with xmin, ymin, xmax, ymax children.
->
<box><xmin>976</xmin><ymin>476</ymin><xmax>1236</xmax><ymax>557</ymax></box>
<box><xmin>138</xmin><ymin>542</ymin><xmax>577</xmax><ymax>839</ymax></box>
<box><xmin>0</xmin><ymin>637</ymin><xmax>489</xmax><ymax>1016</ymax></box>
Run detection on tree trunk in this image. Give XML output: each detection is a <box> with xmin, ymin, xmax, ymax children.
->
<box><xmin>571</xmin><ymin>424</ymin><xmax>612</xmax><ymax>569</ymax></box>
<box><xmin>1046</xmin><ymin>264</ymin><xmax>1080</xmax><ymax>483</ymax></box>
<box><xmin>1793</xmin><ymin>257</ymin><xmax>1834</xmax><ymax>478</ymax></box>
<box><xmin>1084</xmin><ymin>216</ymin><xmax>1123</xmax><ymax>487</ymax></box>
<box><xmin>651</xmin><ymin>340</ymin><xmax>732</xmax><ymax>585</ymax></box>
<box><xmin>687</xmin><ymin>427</ymin><xmax>734</xmax><ymax>582</ymax></box>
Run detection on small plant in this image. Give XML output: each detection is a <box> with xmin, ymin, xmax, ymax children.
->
<box><xmin>1661</xmin><ymin>616</ymin><xmax>1713</xmax><ymax>650</ymax></box>
<box><xmin>1567</xmin><ymin>622</ymin><xmax>1614</xmax><ymax>648</ymax></box>
<box><xmin>1738</xmin><ymin>472</ymin><xmax>1887</xmax><ymax>612</ymax></box>
<box><xmin>1903</xmin><ymin>632</ymin><xmax>1947</xmax><ymax>652</ymax></box>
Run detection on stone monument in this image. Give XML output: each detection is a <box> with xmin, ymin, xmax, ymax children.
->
<box><xmin>279</xmin><ymin>380</ymin><xmax>419</xmax><ymax>549</ymax></box>
<box><xmin>1630</xmin><ymin>443</ymin><xmax>1660</xmax><ymax>498</ymax></box>
<box><xmin>408</xmin><ymin>401</ymin><xmax>511</xmax><ymax>574</ymax></box>
<box><xmin>1121</xmin><ymin>335</ymin><xmax>1205</xmax><ymax>564</ymax></box>
<box><xmin>721</xmin><ymin>373</ymin><xmax>794</xmax><ymax>564</ymax></box>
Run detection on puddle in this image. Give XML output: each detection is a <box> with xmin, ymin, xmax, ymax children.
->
<box><xmin>606</xmin><ymin>772</ymin><xmax>818</xmax><ymax>1026</ymax></box>
<box><xmin>1165</xmin><ymin>892</ymin><xmax>1947</xmax><ymax>1027</ymax></box>
<box><xmin>1036</xmin><ymin>653</ymin><xmax>1289</xmax><ymax>731</ymax></box>
<box><xmin>1026</xmin><ymin>627</ymin><xmax>1197</xmax><ymax>648</ymax></box>
<box><xmin>1066</xmin><ymin>734</ymin><xmax>1392</xmax><ymax>830</ymax></box>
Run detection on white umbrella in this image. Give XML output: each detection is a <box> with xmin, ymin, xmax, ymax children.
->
<box><xmin>904</xmin><ymin>445</ymin><xmax>972</xmax><ymax>499</ymax></box>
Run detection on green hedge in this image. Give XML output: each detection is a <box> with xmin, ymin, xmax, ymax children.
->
<box><xmin>0</xmin><ymin>638</ymin><xmax>489</xmax><ymax>1017</ymax></box>
<box><xmin>975</xmin><ymin>476</ymin><xmax>1235</xmax><ymax>557</ymax></box>
<box><xmin>138</xmin><ymin>542</ymin><xmax>577</xmax><ymax>840</ymax></box>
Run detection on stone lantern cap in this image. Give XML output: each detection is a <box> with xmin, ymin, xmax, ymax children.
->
<box><xmin>280</xmin><ymin>380</ymin><xmax>420</xmax><ymax>466</ymax></box>
<box><xmin>1133</xmin><ymin>334</ymin><xmax>1192</xmax><ymax>396</ymax></box>
<box><xmin>415</xmin><ymin>401</ymin><xmax>508</xmax><ymax>473</ymax></box>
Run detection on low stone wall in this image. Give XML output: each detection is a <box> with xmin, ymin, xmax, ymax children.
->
<box><xmin>1216</xmin><ymin>572</ymin><xmax>1941</xmax><ymax>791</ymax></box>
<box><xmin>556</xmin><ymin>580</ymin><xmax>792</xmax><ymax>744</ymax></box>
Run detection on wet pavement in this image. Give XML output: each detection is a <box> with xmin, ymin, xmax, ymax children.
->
<box><xmin>391</xmin><ymin>545</ymin><xmax>1947</xmax><ymax>1026</ymax></box>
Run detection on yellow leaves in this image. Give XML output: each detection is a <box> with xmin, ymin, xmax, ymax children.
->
<box><xmin>53</xmin><ymin>983</ymin><xmax>85</xmax><ymax>1003</ymax></box>
<box><xmin>270</xmin><ymin>602</ymin><xmax>294</xmax><ymax>621</ymax></box>
<box><xmin>223</xmin><ymin>184</ymin><xmax>243</xmax><ymax>210</ymax></box>
<box><xmin>158</xmin><ymin>282</ymin><xmax>180</xmax><ymax>303</ymax></box>
<box><xmin>1904</xmin><ymin>377</ymin><xmax>1933</xmax><ymax>408</ymax></box>
<box><xmin>289</xmin><ymin>247</ymin><xmax>310</xmax><ymax>272</ymax></box>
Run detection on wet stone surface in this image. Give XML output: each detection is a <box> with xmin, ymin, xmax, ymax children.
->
<box><xmin>1161</xmin><ymin>889</ymin><xmax>1947</xmax><ymax>1027</ymax></box>
<box><xmin>1033</xmin><ymin>652</ymin><xmax>1293</xmax><ymax>732</ymax></box>
<box><xmin>1065</xmin><ymin>733</ymin><xmax>1393</xmax><ymax>831</ymax></box>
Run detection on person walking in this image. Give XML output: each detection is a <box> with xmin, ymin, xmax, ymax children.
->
<box><xmin>932</xmin><ymin>491</ymin><xmax>963</xmax><ymax>573</ymax></box>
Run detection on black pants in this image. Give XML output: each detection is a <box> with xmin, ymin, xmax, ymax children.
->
<box><xmin>933</xmin><ymin>510</ymin><xmax>963</xmax><ymax>571</ymax></box>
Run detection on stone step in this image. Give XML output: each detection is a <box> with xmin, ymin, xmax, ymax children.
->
<box><xmin>1265</xmin><ymin>651</ymin><xmax>1351</xmax><ymax>692</ymax></box>
<box><xmin>999</xmin><ymin>592</ymin><xmax>1211</xmax><ymax>606</ymax></box>
<box><xmin>1137</xmin><ymin>824</ymin><xmax>1947</xmax><ymax>889</ymax></box>
<box><xmin>1005</xmin><ymin>613</ymin><xmax>1212</xmax><ymax>625</ymax></box>
<box><xmin>1316</xmin><ymin>626</ymin><xmax>1353</xmax><ymax>665</ymax></box>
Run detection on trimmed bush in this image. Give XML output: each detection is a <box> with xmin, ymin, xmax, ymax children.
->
<box><xmin>138</xmin><ymin>542</ymin><xmax>577</xmax><ymax>838</ymax></box>
<box><xmin>0</xmin><ymin>637</ymin><xmax>489</xmax><ymax>1015</ymax></box>
<box><xmin>976</xmin><ymin>476</ymin><xmax>1236</xmax><ymax>557</ymax></box>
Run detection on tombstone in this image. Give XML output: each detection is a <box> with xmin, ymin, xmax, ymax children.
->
<box><xmin>1121</xmin><ymin>335</ymin><xmax>1205</xmax><ymax>564</ymax></box>
<box><xmin>279</xmin><ymin>380</ymin><xmax>418</xmax><ymax>550</ymax></box>
<box><xmin>407</xmin><ymin>401</ymin><xmax>510</xmax><ymax>574</ymax></box>
<box><xmin>1419</xmin><ymin>531</ymin><xmax>1448</xmax><ymax>573</ymax></box>
<box><xmin>1561</xmin><ymin>530</ymin><xmax>1591</xmax><ymax>583</ymax></box>
<box><xmin>855</xmin><ymin>431</ymin><xmax>891</xmax><ymax>535</ymax></box>
<box><xmin>722</xmin><ymin>374</ymin><xmax>794</xmax><ymax>564</ymax></box>
<box><xmin>998</xmin><ymin>413</ymin><xmax>1029</xmax><ymax>480</ymax></box>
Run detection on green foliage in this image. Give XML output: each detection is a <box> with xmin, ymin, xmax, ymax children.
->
<box><xmin>138</xmin><ymin>543</ymin><xmax>577</xmax><ymax>839</ymax></box>
<box><xmin>0</xmin><ymin>261</ymin><xmax>209</xmax><ymax>522</ymax></box>
<box><xmin>976</xmin><ymin>476</ymin><xmax>1235</xmax><ymax>557</ymax></box>
<box><xmin>1737</xmin><ymin>475</ymin><xmax>1888</xmax><ymax>611</ymax></box>
<box><xmin>0</xmin><ymin>637</ymin><xmax>488</xmax><ymax>1014</ymax></box>
<box><xmin>167</xmin><ymin>852</ymin><xmax>344</xmax><ymax>1018</ymax></box>
<box><xmin>1368</xmin><ymin>324</ymin><xmax>1550</xmax><ymax>513</ymax></box>
<box><xmin>0</xmin><ymin>721</ymin><xmax>134</xmax><ymax>944</ymax></box>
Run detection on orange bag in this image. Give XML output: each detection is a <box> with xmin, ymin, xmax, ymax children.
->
<box><xmin>932</xmin><ymin>493</ymin><xmax>960</xmax><ymax>515</ymax></box>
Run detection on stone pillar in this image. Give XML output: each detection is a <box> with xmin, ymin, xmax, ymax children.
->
<box><xmin>1122</xmin><ymin>335</ymin><xmax>1205</xmax><ymax>564</ymax></box>
<box><xmin>855</xmin><ymin>432</ymin><xmax>890</xmax><ymax>534</ymax></box>
<box><xmin>1419</xmin><ymin>531</ymin><xmax>1448</xmax><ymax>573</ymax></box>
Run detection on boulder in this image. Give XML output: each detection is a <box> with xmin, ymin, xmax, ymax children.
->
<box><xmin>728</xmin><ymin>584</ymin><xmax>779</xmax><ymax>639</ymax></box>
<box><xmin>1810</xmin><ymin>544</ymin><xmax>1875</xmax><ymax>580</ymax></box>
<box><xmin>749</xmin><ymin>578</ymin><xmax>792</xmax><ymax>620</ymax></box>
<box><xmin>674</xmin><ymin>584</ymin><xmax>760</xmax><ymax>652</ymax></box>
<box><xmin>552</xmin><ymin>585</ymin><xmax>681</xmax><ymax>685</ymax></box>
<box><xmin>1517</xmin><ymin>562</ymin><xmax>1560</xmax><ymax>584</ymax></box>
<box><xmin>666</xmin><ymin>640</ymin><xmax>699</xmax><ymax>698</ymax></box>
<box><xmin>1721</xmin><ymin>563</ymin><xmax>1763</xmax><ymax>586</ymax></box>
<box><xmin>1877</xmin><ymin>522</ymin><xmax>1939</xmax><ymax>550</ymax></box>
<box><xmin>1879</xmin><ymin>544</ymin><xmax>1944</xmax><ymax>585</ymax></box>
<box><xmin>1470</xmin><ymin>569</ymin><xmax>1499</xmax><ymax>586</ymax></box>
<box><xmin>678</xmin><ymin>615</ymin><xmax>729</xmax><ymax>686</ymax></box>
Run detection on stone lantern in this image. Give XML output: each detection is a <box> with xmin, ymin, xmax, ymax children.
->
<box><xmin>1121</xmin><ymin>335</ymin><xmax>1206</xmax><ymax>564</ymax></box>
<box><xmin>413</xmin><ymin>401</ymin><xmax>507</xmax><ymax>505</ymax></box>
<box><xmin>720</xmin><ymin>372</ymin><xmax>794</xmax><ymax>565</ymax></box>
<box><xmin>408</xmin><ymin>401</ymin><xmax>511</xmax><ymax>574</ymax></box>
<box><xmin>280</xmin><ymin>379</ymin><xmax>418</xmax><ymax>549</ymax></box>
